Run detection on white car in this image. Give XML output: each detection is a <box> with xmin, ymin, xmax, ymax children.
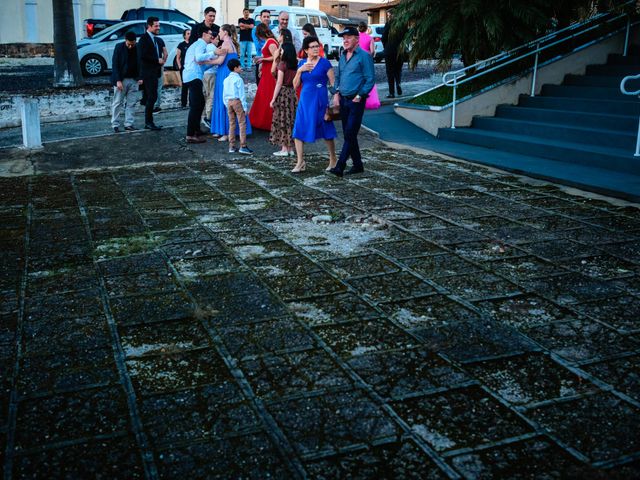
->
<box><xmin>253</xmin><ymin>6</ymin><xmax>333</xmax><ymax>58</ymax></box>
<box><xmin>369</xmin><ymin>24</ymin><xmax>385</xmax><ymax>63</ymax></box>
<box><xmin>76</xmin><ymin>20</ymin><xmax>190</xmax><ymax>76</ymax></box>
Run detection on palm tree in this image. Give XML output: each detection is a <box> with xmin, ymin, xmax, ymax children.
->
<box><xmin>52</xmin><ymin>0</ymin><xmax>84</xmax><ymax>87</ymax></box>
<box><xmin>391</xmin><ymin>0</ymin><xmax>550</xmax><ymax>68</ymax></box>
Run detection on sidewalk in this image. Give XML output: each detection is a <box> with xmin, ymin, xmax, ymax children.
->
<box><xmin>0</xmin><ymin>78</ymin><xmax>433</xmax><ymax>150</ymax></box>
<box><xmin>0</xmin><ymin>114</ymin><xmax>639</xmax><ymax>477</ymax></box>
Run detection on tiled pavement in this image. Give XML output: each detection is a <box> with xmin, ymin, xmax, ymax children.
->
<box><xmin>1</xmin><ymin>142</ymin><xmax>640</xmax><ymax>478</ymax></box>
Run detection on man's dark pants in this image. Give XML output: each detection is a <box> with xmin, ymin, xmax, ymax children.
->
<box><xmin>385</xmin><ymin>53</ymin><xmax>403</xmax><ymax>96</ymax></box>
<box><xmin>186</xmin><ymin>79</ymin><xmax>205</xmax><ymax>136</ymax></box>
<box><xmin>335</xmin><ymin>96</ymin><xmax>366</xmax><ymax>172</ymax></box>
<box><xmin>179</xmin><ymin>69</ymin><xmax>188</xmax><ymax>107</ymax></box>
<box><xmin>143</xmin><ymin>74</ymin><xmax>159</xmax><ymax>125</ymax></box>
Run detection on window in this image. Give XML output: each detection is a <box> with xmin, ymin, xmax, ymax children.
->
<box><xmin>130</xmin><ymin>23</ymin><xmax>146</xmax><ymax>36</ymax></box>
<box><xmin>289</xmin><ymin>0</ymin><xmax>303</xmax><ymax>5</ymax></box>
<box><xmin>320</xmin><ymin>16</ymin><xmax>329</xmax><ymax>29</ymax></box>
<box><xmin>105</xmin><ymin>26</ymin><xmax>128</xmax><ymax>40</ymax></box>
<box><xmin>167</xmin><ymin>11</ymin><xmax>191</xmax><ymax>23</ymax></box>
<box><xmin>161</xmin><ymin>24</ymin><xmax>184</xmax><ymax>35</ymax></box>
<box><xmin>295</xmin><ymin>15</ymin><xmax>307</xmax><ymax>27</ymax></box>
<box><xmin>245</xmin><ymin>0</ymin><xmax>261</xmax><ymax>9</ymax></box>
<box><xmin>308</xmin><ymin>15</ymin><xmax>320</xmax><ymax>27</ymax></box>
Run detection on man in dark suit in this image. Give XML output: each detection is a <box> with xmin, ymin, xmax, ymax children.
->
<box><xmin>381</xmin><ymin>11</ymin><xmax>404</xmax><ymax>98</ymax></box>
<box><xmin>137</xmin><ymin>16</ymin><xmax>164</xmax><ymax>130</ymax></box>
<box><xmin>110</xmin><ymin>31</ymin><xmax>142</xmax><ymax>132</ymax></box>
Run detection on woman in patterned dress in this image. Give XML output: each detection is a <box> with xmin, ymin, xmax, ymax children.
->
<box><xmin>269</xmin><ymin>43</ymin><xmax>298</xmax><ymax>157</ymax></box>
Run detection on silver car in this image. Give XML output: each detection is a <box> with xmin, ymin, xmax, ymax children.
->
<box><xmin>76</xmin><ymin>20</ymin><xmax>189</xmax><ymax>76</ymax></box>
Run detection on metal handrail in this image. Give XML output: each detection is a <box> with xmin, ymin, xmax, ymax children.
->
<box><xmin>440</xmin><ymin>1</ymin><xmax>636</xmax><ymax>128</ymax></box>
<box><xmin>620</xmin><ymin>74</ymin><xmax>640</xmax><ymax>157</ymax></box>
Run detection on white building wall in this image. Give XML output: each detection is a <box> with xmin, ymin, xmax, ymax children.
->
<box><xmin>0</xmin><ymin>0</ymin><xmax>208</xmax><ymax>44</ymax></box>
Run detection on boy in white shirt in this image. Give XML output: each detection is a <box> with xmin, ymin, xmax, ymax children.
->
<box><xmin>223</xmin><ymin>58</ymin><xmax>253</xmax><ymax>155</ymax></box>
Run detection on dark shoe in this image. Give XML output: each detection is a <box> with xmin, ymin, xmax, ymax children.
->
<box><xmin>385</xmin><ymin>94</ymin><xmax>395</xmax><ymax>98</ymax></box>
<box><xmin>145</xmin><ymin>124</ymin><xmax>162</xmax><ymax>131</ymax></box>
<box><xmin>113</xmin><ymin>127</ymin><xmax>120</xmax><ymax>133</ymax></box>
<box><xmin>397</xmin><ymin>87</ymin><xmax>403</xmax><ymax>95</ymax></box>
<box><xmin>345</xmin><ymin>167</ymin><xmax>364</xmax><ymax>175</ymax></box>
<box><xmin>186</xmin><ymin>135</ymin><xmax>206</xmax><ymax>143</ymax></box>
<box><xmin>328</xmin><ymin>167</ymin><xmax>343</xmax><ymax>178</ymax></box>
<box><xmin>153</xmin><ymin>107</ymin><xmax>161</xmax><ymax>113</ymax></box>
<box><xmin>124</xmin><ymin>125</ymin><xmax>137</xmax><ymax>131</ymax></box>
<box><xmin>194</xmin><ymin>129</ymin><xmax>209</xmax><ymax>136</ymax></box>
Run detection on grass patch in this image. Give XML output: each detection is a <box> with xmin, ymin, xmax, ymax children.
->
<box><xmin>94</xmin><ymin>234</ymin><xmax>164</xmax><ymax>258</ymax></box>
<box><xmin>410</xmin><ymin>15</ymin><xmax>626</xmax><ymax>107</ymax></box>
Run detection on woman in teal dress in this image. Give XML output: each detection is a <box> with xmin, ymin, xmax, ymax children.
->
<box><xmin>210</xmin><ymin>24</ymin><xmax>252</xmax><ymax>141</ymax></box>
<box><xmin>291</xmin><ymin>36</ymin><xmax>337</xmax><ymax>173</ymax></box>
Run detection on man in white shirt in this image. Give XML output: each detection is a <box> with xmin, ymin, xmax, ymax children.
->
<box><xmin>272</xmin><ymin>12</ymin><xmax>302</xmax><ymax>53</ymax></box>
<box><xmin>182</xmin><ymin>27</ymin><xmax>220</xmax><ymax>143</ymax></box>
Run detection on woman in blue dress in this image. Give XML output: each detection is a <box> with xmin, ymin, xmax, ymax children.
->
<box><xmin>291</xmin><ymin>36</ymin><xmax>337</xmax><ymax>173</ymax></box>
<box><xmin>210</xmin><ymin>24</ymin><xmax>252</xmax><ymax>141</ymax></box>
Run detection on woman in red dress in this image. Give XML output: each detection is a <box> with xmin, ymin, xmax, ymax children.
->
<box><xmin>249</xmin><ymin>24</ymin><xmax>279</xmax><ymax>131</ymax></box>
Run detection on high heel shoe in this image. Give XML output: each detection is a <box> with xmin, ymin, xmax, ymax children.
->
<box><xmin>291</xmin><ymin>163</ymin><xmax>306</xmax><ymax>173</ymax></box>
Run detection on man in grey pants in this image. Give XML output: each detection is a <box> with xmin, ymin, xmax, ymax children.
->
<box><xmin>110</xmin><ymin>31</ymin><xmax>142</xmax><ymax>132</ymax></box>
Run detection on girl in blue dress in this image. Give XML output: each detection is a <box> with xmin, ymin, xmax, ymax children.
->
<box><xmin>291</xmin><ymin>36</ymin><xmax>337</xmax><ymax>173</ymax></box>
<box><xmin>210</xmin><ymin>24</ymin><xmax>252</xmax><ymax>141</ymax></box>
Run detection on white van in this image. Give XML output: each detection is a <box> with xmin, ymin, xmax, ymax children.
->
<box><xmin>253</xmin><ymin>6</ymin><xmax>332</xmax><ymax>57</ymax></box>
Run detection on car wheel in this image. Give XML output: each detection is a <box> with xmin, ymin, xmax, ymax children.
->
<box><xmin>81</xmin><ymin>54</ymin><xmax>105</xmax><ymax>76</ymax></box>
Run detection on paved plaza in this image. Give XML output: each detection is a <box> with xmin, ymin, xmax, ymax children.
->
<box><xmin>1</xmin><ymin>126</ymin><xmax>639</xmax><ymax>478</ymax></box>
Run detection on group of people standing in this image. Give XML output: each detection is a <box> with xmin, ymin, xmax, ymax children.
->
<box><xmin>110</xmin><ymin>6</ymin><xmax>381</xmax><ymax>175</ymax></box>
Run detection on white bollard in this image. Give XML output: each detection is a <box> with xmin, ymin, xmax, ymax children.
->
<box><xmin>20</xmin><ymin>98</ymin><xmax>42</xmax><ymax>149</ymax></box>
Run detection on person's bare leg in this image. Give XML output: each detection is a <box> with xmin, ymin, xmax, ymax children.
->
<box><xmin>325</xmin><ymin>139</ymin><xmax>337</xmax><ymax>170</ymax></box>
<box><xmin>293</xmin><ymin>139</ymin><xmax>306</xmax><ymax>172</ymax></box>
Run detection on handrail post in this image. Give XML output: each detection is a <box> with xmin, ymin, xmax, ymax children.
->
<box><xmin>623</xmin><ymin>16</ymin><xmax>631</xmax><ymax>56</ymax></box>
<box><xmin>530</xmin><ymin>42</ymin><xmax>540</xmax><ymax>96</ymax></box>
<box><xmin>620</xmin><ymin>75</ymin><xmax>640</xmax><ymax>156</ymax></box>
<box><xmin>451</xmin><ymin>76</ymin><xmax>457</xmax><ymax>128</ymax></box>
<box><xmin>634</xmin><ymin>116</ymin><xmax>640</xmax><ymax>157</ymax></box>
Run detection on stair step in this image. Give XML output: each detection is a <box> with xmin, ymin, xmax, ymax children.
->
<box><xmin>608</xmin><ymin>53</ymin><xmax>640</xmax><ymax>66</ymax></box>
<box><xmin>563</xmin><ymin>74</ymin><xmax>627</xmax><ymax>88</ymax></box>
<box><xmin>437</xmin><ymin>128</ymin><xmax>636</xmax><ymax>174</ymax></box>
<box><xmin>519</xmin><ymin>94</ymin><xmax>640</xmax><ymax>116</ymax></box>
<box><xmin>586</xmin><ymin>64</ymin><xmax>640</xmax><ymax>76</ymax></box>
<box><xmin>496</xmin><ymin>105</ymin><xmax>637</xmax><ymax>132</ymax></box>
<box><xmin>541</xmin><ymin>84</ymin><xmax>627</xmax><ymax>100</ymax></box>
<box><xmin>471</xmin><ymin>117</ymin><xmax>635</xmax><ymax>149</ymax></box>
<box><xmin>627</xmin><ymin>44</ymin><xmax>640</xmax><ymax>57</ymax></box>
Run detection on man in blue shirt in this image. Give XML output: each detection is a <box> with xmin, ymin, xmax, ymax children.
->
<box><xmin>329</xmin><ymin>26</ymin><xmax>375</xmax><ymax>176</ymax></box>
<box><xmin>183</xmin><ymin>27</ymin><xmax>221</xmax><ymax>143</ymax></box>
<box><xmin>252</xmin><ymin>9</ymin><xmax>271</xmax><ymax>83</ymax></box>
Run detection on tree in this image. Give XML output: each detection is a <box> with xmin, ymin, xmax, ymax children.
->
<box><xmin>391</xmin><ymin>0</ymin><xmax>550</xmax><ymax>68</ymax></box>
<box><xmin>52</xmin><ymin>0</ymin><xmax>84</xmax><ymax>87</ymax></box>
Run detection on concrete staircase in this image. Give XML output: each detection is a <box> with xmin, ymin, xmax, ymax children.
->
<box><xmin>438</xmin><ymin>52</ymin><xmax>640</xmax><ymax>181</ymax></box>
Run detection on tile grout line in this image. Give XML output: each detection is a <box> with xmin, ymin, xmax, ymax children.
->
<box><xmin>69</xmin><ymin>173</ymin><xmax>159</xmax><ymax>480</ymax></box>
<box><xmin>141</xmin><ymin>165</ymin><xmax>308</xmax><ymax>480</ymax></box>
<box><xmin>3</xmin><ymin>178</ymin><xmax>32</xmax><ymax>480</ymax></box>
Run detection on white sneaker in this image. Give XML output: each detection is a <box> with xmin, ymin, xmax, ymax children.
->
<box><xmin>272</xmin><ymin>150</ymin><xmax>289</xmax><ymax>157</ymax></box>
